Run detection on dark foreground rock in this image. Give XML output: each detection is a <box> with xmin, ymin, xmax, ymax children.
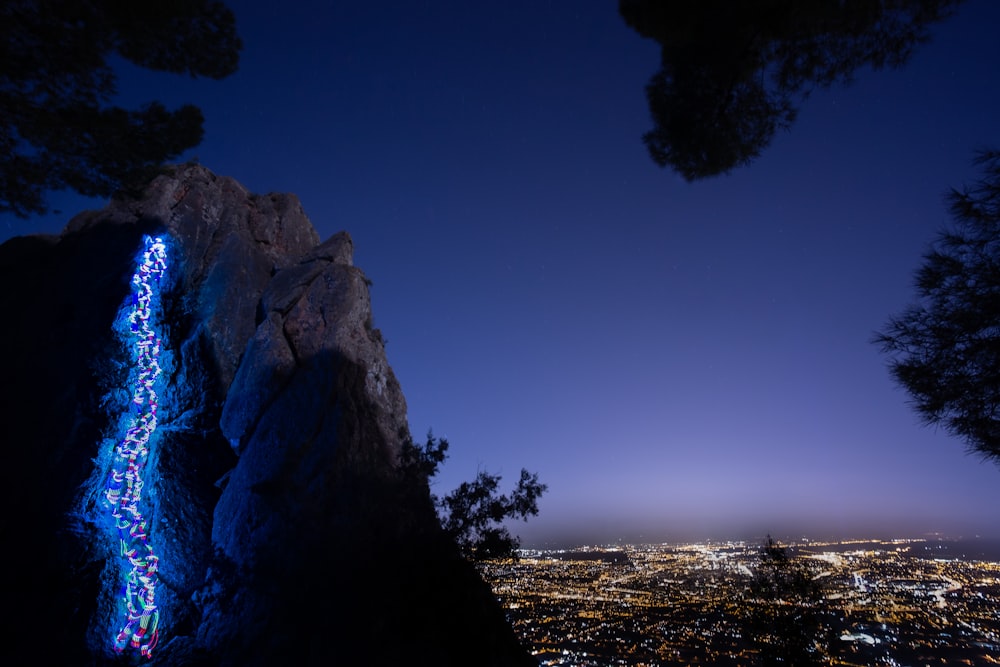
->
<box><xmin>0</xmin><ymin>165</ymin><xmax>534</xmax><ymax>666</ymax></box>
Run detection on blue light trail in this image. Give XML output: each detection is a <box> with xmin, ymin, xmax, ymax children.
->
<box><xmin>102</xmin><ymin>234</ymin><xmax>170</xmax><ymax>659</ymax></box>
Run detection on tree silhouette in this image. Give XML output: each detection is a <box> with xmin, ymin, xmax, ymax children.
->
<box><xmin>400</xmin><ymin>432</ymin><xmax>547</xmax><ymax>560</ymax></box>
<box><xmin>438</xmin><ymin>468</ymin><xmax>547</xmax><ymax>561</ymax></box>
<box><xmin>618</xmin><ymin>0</ymin><xmax>961</xmax><ymax>181</ymax></box>
<box><xmin>742</xmin><ymin>535</ymin><xmax>828</xmax><ymax>666</ymax></box>
<box><xmin>1</xmin><ymin>0</ymin><xmax>242</xmax><ymax>217</ymax></box>
<box><xmin>876</xmin><ymin>150</ymin><xmax>1000</xmax><ymax>462</ymax></box>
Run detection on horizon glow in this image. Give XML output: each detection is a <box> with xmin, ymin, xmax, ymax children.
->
<box><xmin>102</xmin><ymin>235</ymin><xmax>169</xmax><ymax>659</ymax></box>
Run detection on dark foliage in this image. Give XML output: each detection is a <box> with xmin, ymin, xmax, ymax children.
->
<box><xmin>742</xmin><ymin>535</ymin><xmax>828</xmax><ymax>666</ymax></box>
<box><xmin>1</xmin><ymin>0</ymin><xmax>241</xmax><ymax>217</ymax></box>
<box><xmin>619</xmin><ymin>0</ymin><xmax>961</xmax><ymax>180</ymax></box>
<box><xmin>438</xmin><ymin>468</ymin><xmax>547</xmax><ymax>560</ymax></box>
<box><xmin>876</xmin><ymin>150</ymin><xmax>1000</xmax><ymax>462</ymax></box>
<box><xmin>399</xmin><ymin>429</ymin><xmax>450</xmax><ymax>481</ymax></box>
<box><xmin>401</xmin><ymin>432</ymin><xmax>547</xmax><ymax>560</ymax></box>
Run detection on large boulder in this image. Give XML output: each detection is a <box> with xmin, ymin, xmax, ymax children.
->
<box><xmin>0</xmin><ymin>164</ymin><xmax>534</xmax><ymax>666</ymax></box>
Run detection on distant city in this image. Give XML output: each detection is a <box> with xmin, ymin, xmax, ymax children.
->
<box><xmin>480</xmin><ymin>537</ymin><xmax>1000</xmax><ymax>666</ymax></box>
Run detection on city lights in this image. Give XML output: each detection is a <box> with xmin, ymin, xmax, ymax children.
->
<box><xmin>483</xmin><ymin>538</ymin><xmax>1000</xmax><ymax>665</ymax></box>
<box><xmin>101</xmin><ymin>235</ymin><xmax>170</xmax><ymax>659</ymax></box>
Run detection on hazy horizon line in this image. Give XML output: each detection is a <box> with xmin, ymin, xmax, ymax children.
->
<box><xmin>516</xmin><ymin>522</ymin><xmax>1000</xmax><ymax>551</ymax></box>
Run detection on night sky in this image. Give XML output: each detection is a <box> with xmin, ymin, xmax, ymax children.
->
<box><xmin>5</xmin><ymin>1</ymin><xmax>1000</xmax><ymax>547</ymax></box>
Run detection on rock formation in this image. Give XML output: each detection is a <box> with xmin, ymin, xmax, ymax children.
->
<box><xmin>0</xmin><ymin>164</ymin><xmax>534</xmax><ymax>666</ymax></box>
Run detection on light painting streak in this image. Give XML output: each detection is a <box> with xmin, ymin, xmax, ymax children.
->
<box><xmin>102</xmin><ymin>235</ymin><xmax>169</xmax><ymax>659</ymax></box>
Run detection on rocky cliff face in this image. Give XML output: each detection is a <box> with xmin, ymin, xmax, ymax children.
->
<box><xmin>0</xmin><ymin>165</ymin><xmax>533</xmax><ymax>666</ymax></box>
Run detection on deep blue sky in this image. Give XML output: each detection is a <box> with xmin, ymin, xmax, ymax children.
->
<box><xmin>5</xmin><ymin>1</ymin><xmax>1000</xmax><ymax>546</ymax></box>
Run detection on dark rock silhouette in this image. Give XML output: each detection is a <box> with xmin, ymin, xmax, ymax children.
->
<box><xmin>0</xmin><ymin>164</ymin><xmax>534</xmax><ymax>666</ymax></box>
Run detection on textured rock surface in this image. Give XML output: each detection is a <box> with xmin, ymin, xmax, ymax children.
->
<box><xmin>0</xmin><ymin>165</ymin><xmax>533</xmax><ymax>666</ymax></box>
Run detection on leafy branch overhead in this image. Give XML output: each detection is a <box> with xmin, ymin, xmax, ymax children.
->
<box><xmin>618</xmin><ymin>0</ymin><xmax>962</xmax><ymax>181</ymax></box>
<box><xmin>0</xmin><ymin>0</ymin><xmax>242</xmax><ymax>217</ymax></box>
<box><xmin>401</xmin><ymin>433</ymin><xmax>547</xmax><ymax>561</ymax></box>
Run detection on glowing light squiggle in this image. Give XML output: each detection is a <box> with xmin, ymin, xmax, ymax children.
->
<box><xmin>102</xmin><ymin>235</ymin><xmax>169</xmax><ymax>659</ymax></box>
